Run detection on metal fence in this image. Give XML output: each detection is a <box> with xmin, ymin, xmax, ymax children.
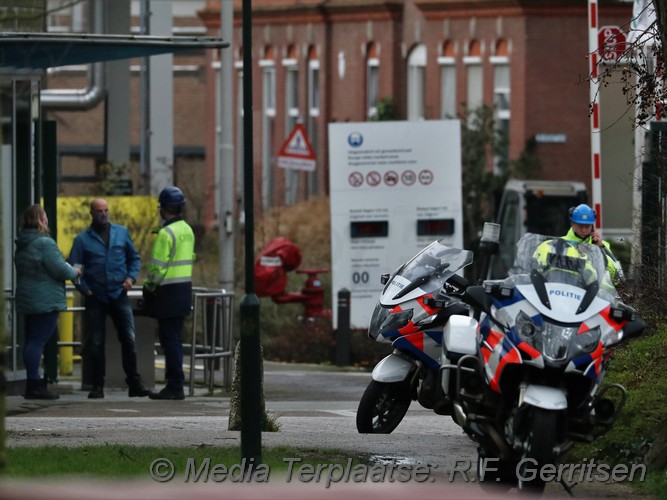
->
<box><xmin>3</xmin><ymin>285</ymin><xmax>235</xmax><ymax>395</ymax></box>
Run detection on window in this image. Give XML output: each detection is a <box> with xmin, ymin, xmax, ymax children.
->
<box><xmin>261</xmin><ymin>47</ymin><xmax>276</xmax><ymax>209</ymax></box>
<box><xmin>367</xmin><ymin>43</ymin><xmax>379</xmax><ymax>119</ymax></box>
<box><xmin>235</xmin><ymin>53</ymin><xmax>244</xmax><ymax>202</ymax></box>
<box><xmin>492</xmin><ymin>39</ymin><xmax>511</xmax><ymax>174</ymax></box>
<box><xmin>47</xmin><ymin>0</ymin><xmax>85</xmax><ymax>32</ymax></box>
<box><xmin>407</xmin><ymin>44</ymin><xmax>426</xmax><ymax>121</ymax></box>
<box><xmin>283</xmin><ymin>46</ymin><xmax>299</xmax><ymax>205</ymax></box>
<box><xmin>439</xmin><ymin>40</ymin><xmax>456</xmax><ymax>119</ymax></box>
<box><xmin>307</xmin><ymin>46</ymin><xmax>320</xmax><ymax>197</ymax></box>
<box><xmin>464</xmin><ymin>40</ymin><xmax>483</xmax><ymax>128</ymax></box>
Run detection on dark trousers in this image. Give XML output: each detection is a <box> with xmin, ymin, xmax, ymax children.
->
<box><xmin>23</xmin><ymin>311</ymin><xmax>59</xmax><ymax>380</ymax></box>
<box><xmin>83</xmin><ymin>293</ymin><xmax>140</xmax><ymax>387</ymax></box>
<box><xmin>157</xmin><ymin>317</ymin><xmax>185</xmax><ymax>389</ymax></box>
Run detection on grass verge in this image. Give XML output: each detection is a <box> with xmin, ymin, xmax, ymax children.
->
<box><xmin>566</xmin><ymin>323</ymin><xmax>667</xmax><ymax>498</ymax></box>
<box><xmin>2</xmin><ymin>444</ymin><xmax>367</xmax><ymax>480</ymax></box>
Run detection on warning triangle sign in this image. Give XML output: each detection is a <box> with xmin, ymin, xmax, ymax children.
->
<box><xmin>277</xmin><ymin>124</ymin><xmax>316</xmax><ymax>171</ymax></box>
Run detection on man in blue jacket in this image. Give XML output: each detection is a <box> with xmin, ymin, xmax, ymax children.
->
<box><xmin>69</xmin><ymin>198</ymin><xmax>152</xmax><ymax>399</ymax></box>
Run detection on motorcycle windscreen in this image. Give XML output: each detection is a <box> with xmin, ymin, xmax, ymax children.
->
<box><xmin>516</xmin><ymin>283</ymin><xmax>609</xmax><ymax>323</ymax></box>
<box><xmin>380</xmin><ymin>240</ymin><xmax>473</xmax><ymax>307</ymax></box>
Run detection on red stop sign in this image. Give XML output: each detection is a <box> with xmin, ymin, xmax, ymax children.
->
<box><xmin>598</xmin><ymin>26</ymin><xmax>626</xmax><ymax>61</ymax></box>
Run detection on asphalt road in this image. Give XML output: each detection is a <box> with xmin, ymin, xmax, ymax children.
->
<box><xmin>2</xmin><ymin>361</ymin><xmax>652</xmax><ymax>499</ymax></box>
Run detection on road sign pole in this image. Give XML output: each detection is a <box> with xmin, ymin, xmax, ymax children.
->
<box><xmin>588</xmin><ymin>0</ymin><xmax>603</xmax><ymax>235</ymax></box>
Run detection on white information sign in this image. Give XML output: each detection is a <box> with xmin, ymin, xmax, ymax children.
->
<box><xmin>329</xmin><ymin>120</ymin><xmax>462</xmax><ymax>329</ymax></box>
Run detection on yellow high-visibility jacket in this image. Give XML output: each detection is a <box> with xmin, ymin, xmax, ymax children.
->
<box><xmin>143</xmin><ymin>217</ymin><xmax>195</xmax><ymax>319</ymax></box>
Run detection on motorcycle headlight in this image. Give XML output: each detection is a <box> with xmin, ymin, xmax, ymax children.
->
<box><xmin>516</xmin><ymin>311</ymin><xmax>541</xmax><ymax>341</ymax></box>
<box><xmin>574</xmin><ymin>326</ymin><xmax>601</xmax><ymax>353</ymax></box>
<box><xmin>379</xmin><ymin>309</ymin><xmax>414</xmax><ymax>335</ymax></box>
<box><xmin>543</xmin><ymin>324</ymin><xmax>578</xmax><ymax>362</ymax></box>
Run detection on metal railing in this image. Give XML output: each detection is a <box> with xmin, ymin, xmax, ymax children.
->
<box><xmin>187</xmin><ymin>287</ymin><xmax>235</xmax><ymax>395</ymax></box>
<box><xmin>4</xmin><ymin>285</ymin><xmax>235</xmax><ymax>395</ymax></box>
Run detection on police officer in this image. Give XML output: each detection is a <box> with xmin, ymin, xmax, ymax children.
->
<box><xmin>564</xmin><ymin>204</ymin><xmax>624</xmax><ymax>284</ymax></box>
<box><xmin>144</xmin><ymin>186</ymin><xmax>195</xmax><ymax>400</ymax></box>
<box><xmin>533</xmin><ymin>237</ymin><xmax>598</xmax><ymax>287</ymax></box>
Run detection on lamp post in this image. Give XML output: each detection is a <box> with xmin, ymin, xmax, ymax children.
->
<box><xmin>240</xmin><ymin>0</ymin><xmax>262</xmax><ymax>463</ymax></box>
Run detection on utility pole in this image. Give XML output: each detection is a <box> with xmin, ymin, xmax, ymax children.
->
<box><xmin>218</xmin><ymin>0</ymin><xmax>235</xmax><ymax>292</ymax></box>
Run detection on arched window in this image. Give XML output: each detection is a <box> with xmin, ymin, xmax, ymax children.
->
<box><xmin>283</xmin><ymin>44</ymin><xmax>299</xmax><ymax>205</ymax></box>
<box><xmin>306</xmin><ymin>45</ymin><xmax>320</xmax><ymax>197</ymax></box>
<box><xmin>260</xmin><ymin>45</ymin><xmax>276</xmax><ymax>208</ymax></box>
<box><xmin>407</xmin><ymin>44</ymin><xmax>426</xmax><ymax>121</ymax></box>
<box><xmin>367</xmin><ymin>42</ymin><xmax>379</xmax><ymax>119</ymax></box>
<box><xmin>464</xmin><ymin>39</ymin><xmax>483</xmax><ymax>127</ymax></box>
<box><xmin>439</xmin><ymin>40</ymin><xmax>456</xmax><ymax>118</ymax></box>
<box><xmin>492</xmin><ymin>39</ymin><xmax>511</xmax><ymax>174</ymax></box>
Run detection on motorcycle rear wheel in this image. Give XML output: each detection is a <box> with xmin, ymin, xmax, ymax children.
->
<box><xmin>356</xmin><ymin>380</ymin><xmax>412</xmax><ymax>434</ymax></box>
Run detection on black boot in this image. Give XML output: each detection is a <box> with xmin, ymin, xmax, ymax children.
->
<box><xmin>88</xmin><ymin>385</ymin><xmax>104</xmax><ymax>399</ymax></box>
<box><xmin>24</xmin><ymin>379</ymin><xmax>59</xmax><ymax>400</ymax></box>
<box><xmin>149</xmin><ymin>385</ymin><xmax>185</xmax><ymax>400</ymax></box>
<box><xmin>127</xmin><ymin>377</ymin><xmax>152</xmax><ymax>397</ymax></box>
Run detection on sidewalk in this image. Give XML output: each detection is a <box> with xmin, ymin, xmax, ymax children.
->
<box><xmin>3</xmin><ymin>360</ymin><xmax>651</xmax><ymax>499</ymax></box>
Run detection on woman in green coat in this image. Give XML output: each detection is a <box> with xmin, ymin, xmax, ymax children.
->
<box><xmin>14</xmin><ymin>204</ymin><xmax>80</xmax><ymax>399</ymax></box>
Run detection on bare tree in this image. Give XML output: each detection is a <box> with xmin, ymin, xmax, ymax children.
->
<box><xmin>603</xmin><ymin>0</ymin><xmax>665</xmax><ymax>125</ymax></box>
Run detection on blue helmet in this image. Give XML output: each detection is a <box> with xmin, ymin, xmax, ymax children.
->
<box><xmin>158</xmin><ymin>186</ymin><xmax>186</xmax><ymax>209</ymax></box>
<box><xmin>569</xmin><ymin>204</ymin><xmax>596</xmax><ymax>224</ymax></box>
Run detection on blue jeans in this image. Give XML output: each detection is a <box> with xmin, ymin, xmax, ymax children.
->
<box><xmin>83</xmin><ymin>293</ymin><xmax>140</xmax><ymax>387</ymax></box>
<box><xmin>23</xmin><ymin>311</ymin><xmax>59</xmax><ymax>380</ymax></box>
<box><xmin>158</xmin><ymin>317</ymin><xmax>185</xmax><ymax>389</ymax></box>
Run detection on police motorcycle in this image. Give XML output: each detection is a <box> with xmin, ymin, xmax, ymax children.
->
<box><xmin>442</xmin><ymin>232</ymin><xmax>646</xmax><ymax>492</ymax></box>
<box><xmin>356</xmin><ymin>239</ymin><xmax>474</xmax><ymax>434</ymax></box>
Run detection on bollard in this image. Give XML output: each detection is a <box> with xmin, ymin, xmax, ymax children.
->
<box><xmin>336</xmin><ymin>288</ymin><xmax>351</xmax><ymax>366</ymax></box>
<box><xmin>58</xmin><ymin>291</ymin><xmax>74</xmax><ymax>376</ymax></box>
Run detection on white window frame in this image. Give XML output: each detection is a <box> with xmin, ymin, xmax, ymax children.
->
<box><xmin>261</xmin><ymin>59</ymin><xmax>276</xmax><ymax>208</ymax></box>
<box><xmin>283</xmin><ymin>58</ymin><xmax>299</xmax><ymax>205</ymax></box>
<box><xmin>464</xmin><ymin>54</ymin><xmax>483</xmax><ymax>127</ymax></box>
<box><xmin>438</xmin><ymin>56</ymin><xmax>456</xmax><ymax>119</ymax></box>
<box><xmin>308</xmin><ymin>59</ymin><xmax>320</xmax><ymax>118</ymax></box>
<box><xmin>407</xmin><ymin>44</ymin><xmax>427</xmax><ymax>121</ymax></box>
<box><xmin>492</xmin><ymin>55</ymin><xmax>511</xmax><ymax>174</ymax></box>
<box><xmin>307</xmin><ymin>58</ymin><xmax>320</xmax><ymax>196</ymax></box>
<box><xmin>367</xmin><ymin>57</ymin><xmax>379</xmax><ymax>119</ymax></box>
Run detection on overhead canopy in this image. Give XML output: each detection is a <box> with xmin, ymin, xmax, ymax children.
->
<box><xmin>0</xmin><ymin>32</ymin><xmax>229</xmax><ymax>73</ymax></box>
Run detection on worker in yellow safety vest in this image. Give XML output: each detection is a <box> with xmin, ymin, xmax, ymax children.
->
<box><xmin>564</xmin><ymin>204</ymin><xmax>624</xmax><ymax>285</ymax></box>
<box><xmin>143</xmin><ymin>186</ymin><xmax>195</xmax><ymax>400</ymax></box>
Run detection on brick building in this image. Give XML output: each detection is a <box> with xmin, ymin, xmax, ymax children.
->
<box><xmin>47</xmin><ymin>0</ymin><xmax>635</xmax><ymax>230</ymax></box>
<box><xmin>199</xmin><ymin>0</ymin><xmax>635</xmax><ymax>231</ymax></box>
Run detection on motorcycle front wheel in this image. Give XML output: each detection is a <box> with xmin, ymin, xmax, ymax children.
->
<box><xmin>518</xmin><ymin>407</ymin><xmax>560</xmax><ymax>493</ymax></box>
<box><xmin>356</xmin><ymin>380</ymin><xmax>412</xmax><ymax>434</ymax></box>
<box><xmin>477</xmin><ymin>452</ymin><xmax>517</xmax><ymax>492</ymax></box>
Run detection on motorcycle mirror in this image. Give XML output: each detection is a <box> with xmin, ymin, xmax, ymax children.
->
<box><xmin>480</xmin><ymin>222</ymin><xmax>501</xmax><ymax>245</ymax></box>
<box><xmin>424</xmin><ymin>296</ymin><xmax>447</xmax><ymax>308</ymax></box>
<box><xmin>380</xmin><ymin>273</ymin><xmax>390</xmax><ymax>285</ymax></box>
<box><xmin>482</xmin><ymin>281</ymin><xmax>514</xmax><ymax>299</ymax></box>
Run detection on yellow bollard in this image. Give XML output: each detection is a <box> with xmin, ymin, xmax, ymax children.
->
<box><xmin>59</xmin><ymin>291</ymin><xmax>74</xmax><ymax>376</ymax></box>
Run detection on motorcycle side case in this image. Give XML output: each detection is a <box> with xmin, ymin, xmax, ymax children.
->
<box><xmin>441</xmin><ymin>315</ymin><xmax>478</xmax><ymax>398</ymax></box>
<box><xmin>371</xmin><ymin>353</ymin><xmax>415</xmax><ymax>383</ymax></box>
<box><xmin>443</xmin><ymin>315</ymin><xmax>478</xmax><ymax>357</ymax></box>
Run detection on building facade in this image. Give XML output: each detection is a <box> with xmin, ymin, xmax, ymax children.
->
<box><xmin>45</xmin><ymin>0</ymin><xmax>635</xmax><ymax>231</ymax></box>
